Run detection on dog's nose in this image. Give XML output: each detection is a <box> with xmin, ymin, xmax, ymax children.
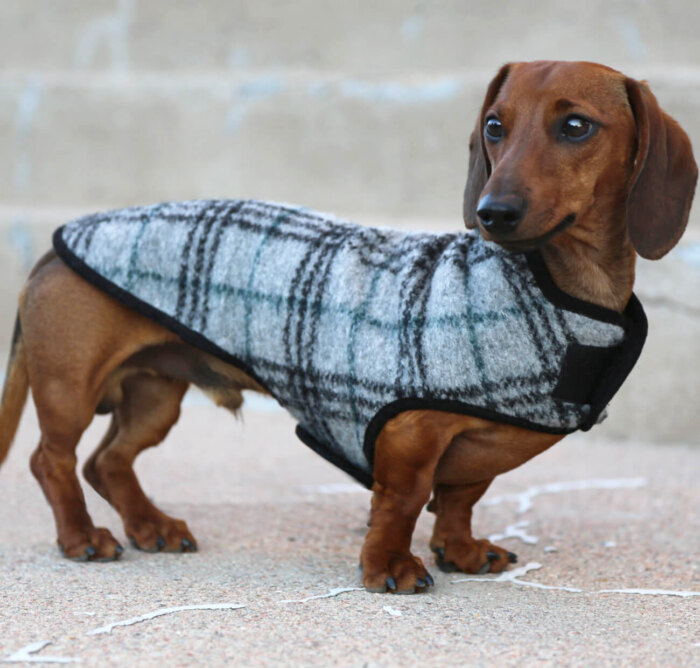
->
<box><xmin>476</xmin><ymin>195</ymin><xmax>526</xmax><ymax>235</ymax></box>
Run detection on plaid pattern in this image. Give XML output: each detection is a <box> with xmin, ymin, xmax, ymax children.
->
<box><xmin>55</xmin><ymin>199</ymin><xmax>627</xmax><ymax>479</ymax></box>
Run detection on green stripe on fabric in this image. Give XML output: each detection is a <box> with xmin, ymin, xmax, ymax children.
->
<box><xmin>243</xmin><ymin>213</ymin><xmax>287</xmax><ymax>358</ymax></box>
<box><xmin>103</xmin><ymin>266</ymin><xmax>527</xmax><ymax>335</ymax></box>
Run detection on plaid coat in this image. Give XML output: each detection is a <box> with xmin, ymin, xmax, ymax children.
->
<box><xmin>54</xmin><ymin>200</ymin><xmax>647</xmax><ymax>488</ymax></box>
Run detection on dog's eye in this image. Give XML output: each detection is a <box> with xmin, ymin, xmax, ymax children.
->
<box><xmin>484</xmin><ymin>117</ymin><xmax>503</xmax><ymax>141</ymax></box>
<box><xmin>561</xmin><ymin>116</ymin><xmax>595</xmax><ymax>141</ymax></box>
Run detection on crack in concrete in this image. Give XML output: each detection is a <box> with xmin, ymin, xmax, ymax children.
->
<box><xmin>489</xmin><ymin>520</ymin><xmax>539</xmax><ymax>545</ymax></box>
<box><xmin>86</xmin><ymin>603</ymin><xmax>247</xmax><ymax>636</ymax></box>
<box><xmin>2</xmin><ymin>641</ymin><xmax>79</xmax><ymax>664</ymax></box>
<box><xmin>451</xmin><ymin>562</ymin><xmax>583</xmax><ymax>593</ymax></box>
<box><xmin>482</xmin><ymin>477</ymin><xmax>648</xmax><ymax>514</ymax></box>
<box><xmin>451</xmin><ymin>563</ymin><xmax>700</xmax><ymax>598</ymax></box>
<box><xmin>598</xmin><ymin>588</ymin><xmax>700</xmax><ymax>598</ymax></box>
<box><xmin>279</xmin><ymin>587</ymin><xmax>364</xmax><ymax>604</ymax></box>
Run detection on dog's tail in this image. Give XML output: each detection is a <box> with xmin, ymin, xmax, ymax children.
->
<box><xmin>0</xmin><ymin>315</ymin><xmax>29</xmax><ymax>468</ymax></box>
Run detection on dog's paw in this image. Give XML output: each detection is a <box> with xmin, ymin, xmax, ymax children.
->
<box><xmin>431</xmin><ymin>539</ymin><xmax>517</xmax><ymax>574</ymax></box>
<box><xmin>360</xmin><ymin>552</ymin><xmax>434</xmax><ymax>594</ymax></box>
<box><xmin>125</xmin><ymin>513</ymin><xmax>197</xmax><ymax>554</ymax></box>
<box><xmin>58</xmin><ymin>527</ymin><xmax>123</xmax><ymax>562</ymax></box>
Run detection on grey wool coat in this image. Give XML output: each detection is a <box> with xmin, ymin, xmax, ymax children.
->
<box><xmin>54</xmin><ymin>200</ymin><xmax>647</xmax><ymax>488</ymax></box>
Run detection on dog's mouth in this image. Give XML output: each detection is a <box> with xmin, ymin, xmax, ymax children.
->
<box><xmin>495</xmin><ymin>213</ymin><xmax>577</xmax><ymax>252</ymax></box>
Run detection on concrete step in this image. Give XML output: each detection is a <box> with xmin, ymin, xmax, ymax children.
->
<box><xmin>2</xmin><ymin>71</ymin><xmax>700</xmax><ymax>219</ymax></box>
<box><xmin>2</xmin><ymin>0</ymin><xmax>700</xmax><ymax>74</ymax></box>
<box><xmin>0</xmin><ymin>71</ymin><xmax>481</xmax><ymax>216</ymax></box>
<box><xmin>0</xmin><ymin>206</ymin><xmax>698</xmax><ymax>445</ymax></box>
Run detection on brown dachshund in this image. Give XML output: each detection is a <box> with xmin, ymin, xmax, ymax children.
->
<box><xmin>0</xmin><ymin>61</ymin><xmax>696</xmax><ymax>593</ymax></box>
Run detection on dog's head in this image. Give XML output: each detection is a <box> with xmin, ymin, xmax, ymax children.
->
<box><xmin>463</xmin><ymin>61</ymin><xmax>697</xmax><ymax>259</ymax></box>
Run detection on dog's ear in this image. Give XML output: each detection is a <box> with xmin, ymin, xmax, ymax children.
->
<box><xmin>463</xmin><ymin>128</ymin><xmax>488</xmax><ymax>229</ymax></box>
<box><xmin>625</xmin><ymin>78</ymin><xmax>698</xmax><ymax>259</ymax></box>
<box><xmin>463</xmin><ymin>64</ymin><xmax>512</xmax><ymax>229</ymax></box>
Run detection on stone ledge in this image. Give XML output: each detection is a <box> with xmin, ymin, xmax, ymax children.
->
<box><xmin>2</xmin><ymin>0</ymin><xmax>700</xmax><ymax>74</ymax></box>
<box><xmin>1</xmin><ymin>73</ymin><xmax>699</xmax><ymax>217</ymax></box>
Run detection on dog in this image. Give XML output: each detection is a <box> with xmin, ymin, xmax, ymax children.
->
<box><xmin>0</xmin><ymin>61</ymin><xmax>696</xmax><ymax>594</ymax></box>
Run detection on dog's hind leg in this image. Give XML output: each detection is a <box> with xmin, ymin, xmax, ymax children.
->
<box><xmin>30</xmin><ymin>386</ymin><xmax>124</xmax><ymax>561</ymax></box>
<box><xmin>21</xmin><ymin>257</ymin><xmax>185</xmax><ymax>559</ymax></box>
<box><xmin>83</xmin><ymin>373</ymin><xmax>196</xmax><ymax>553</ymax></box>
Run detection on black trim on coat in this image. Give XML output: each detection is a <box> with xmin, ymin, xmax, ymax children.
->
<box><xmin>525</xmin><ymin>249</ymin><xmax>647</xmax><ymax>431</ymax></box>
<box><xmin>296</xmin><ymin>425</ymin><xmax>374</xmax><ymax>489</ymax></box>
<box><xmin>524</xmin><ymin>250</ymin><xmax>629</xmax><ymax>326</ymax></box>
<box><xmin>580</xmin><ymin>293</ymin><xmax>647</xmax><ymax>430</ymax></box>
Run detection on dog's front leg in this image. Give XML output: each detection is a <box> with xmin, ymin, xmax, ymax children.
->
<box><xmin>428</xmin><ymin>481</ymin><xmax>517</xmax><ymax>574</ymax></box>
<box><xmin>427</xmin><ymin>421</ymin><xmax>563</xmax><ymax>575</ymax></box>
<box><xmin>360</xmin><ymin>412</ymin><xmax>451</xmax><ymax>594</ymax></box>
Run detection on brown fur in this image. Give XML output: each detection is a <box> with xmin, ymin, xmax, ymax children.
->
<box><xmin>0</xmin><ymin>61</ymin><xmax>696</xmax><ymax>591</ymax></box>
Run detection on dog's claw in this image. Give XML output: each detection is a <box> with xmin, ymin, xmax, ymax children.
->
<box><xmin>129</xmin><ymin>537</ymin><xmax>151</xmax><ymax>552</ymax></box>
<box><xmin>477</xmin><ymin>561</ymin><xmax>491</xmax><ymax>574</ymax></box>
<box><xmin>432</xmin><ymin>547</ymin><xmax>445</xmax><ymax>559</ymax></box>
<box><xmin>425</xmin><ymin>572</ymin><xmax>435</xmax><ymax>587</ymax></box>
<box><xmin>487</xmin><ymin>550</ymin><xmax>500</xmax><ymax>561</ymax></box>
<box><xmin>58</xmin><ymin>538</ymin><xmax>121</xmax><ymax>562</ymax></box>
<box><xmin>437</xmin><ymin>559</ymin><xmax>457</xmax><ymax>573</ymax></box>
<box><xmin>415</xmin><ymin>578</ymin><xmax>426</xmax><ymax>588</ymax></box>
<box><xmin>364</xmin><ymin>577</ymin><xmax>394</xmax><ymax>593</ymax></box>
<box><xmin>181</xmin><ymin>538</ymin><xmax>196</xmax><ymax>552</ymax></box>
<box><xmin>507</xmin><ymin>551</ymin><xmax>518</xmax><ymax>564</ymax></box>
<box><xmin>130</xmin><ymin>537</ymin><xmax>158</xmax><ymax>553</ymax></box>
<box><xmin>432</xmin><ymin>547</ymin><xmax>457</xmax><ymax>573</ymax></box>
<box><xmin>156</xmin><ymin>536</ymin><xmax>166</xmax><ymax>551</ymax></box>
<box><xmin>91</xmin><ymin>543</ymin><xmax>124</xmax><ymax>562</ymax></box>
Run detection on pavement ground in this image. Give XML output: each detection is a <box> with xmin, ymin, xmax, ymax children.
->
<box><xmin>0</xmin><ymin>393</ymin><xmax>698</xmax><ymax>667</ymax></box>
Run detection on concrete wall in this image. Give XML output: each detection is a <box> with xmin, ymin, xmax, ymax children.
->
<box><xmin>1</xmin><ymin>0</ymin><xmax>698</xmax><ymax>442</ymax></box>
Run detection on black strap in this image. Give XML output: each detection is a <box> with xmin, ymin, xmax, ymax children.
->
<box><xmin>580</xmin><ymin>293</ymin><xmax>648</xmax><ymax>430</ymax></box>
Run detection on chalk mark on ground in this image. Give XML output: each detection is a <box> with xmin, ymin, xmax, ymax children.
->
<box><xmin>86</xmin><ymin>603</ymin><xmax>247</xmax><ymax>636</ymax></box>
<box><xmin>2</xmin><ymin>641</ymin><xmax>79</xmax><ymax>664</ymax></box>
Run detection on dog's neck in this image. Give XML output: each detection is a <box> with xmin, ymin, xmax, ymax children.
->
<box><xmin>538</xmin><ymin>209</ymin><xmax>636</xmax><ymax>313</ymax></box>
